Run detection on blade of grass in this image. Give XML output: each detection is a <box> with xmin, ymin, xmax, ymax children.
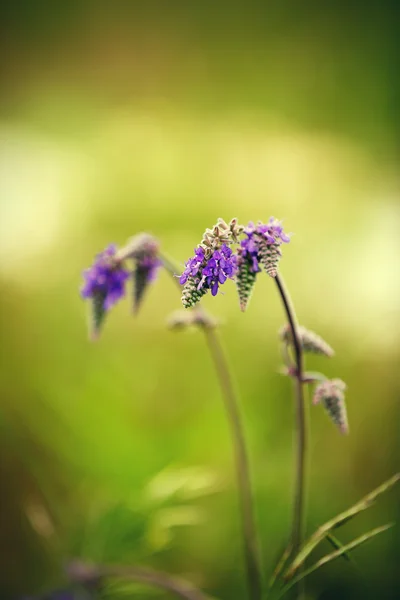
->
<box><xmin>326</xmin><ymin>533</ymin><xmax>354</xmax><ymax>563</ymax></box>
<box><xmin>285</xmin><ymin>473</ymin><xmax>399</xmax><ymax>578</ymax></box>
<box><xmin>268</xmin><ymin>543</ymin><xmax>292</xmax><ymax>591</ymax></box>
<box><xmin>278</xmin><ymin>523</ymin><xmax>394</xmax><ymax>598</ymax></box>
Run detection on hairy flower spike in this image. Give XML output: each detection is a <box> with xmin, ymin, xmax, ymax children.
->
<box><xmin>313</xmin><ymin>379</ymin><xmax>348</xmax><ymax>434</ymax></box>
<box><xmin>236</xmin><ymin>256</ymin><xmax>258</xmax><ymax>312</ymax></box>
<box><xmin>280</xmin><ymin>324</ymin><xmax>334</xmax><ymax>357</ymax></box>
<box><xmin>116</xmin><ymin>233</ymin><xmax>161</xmax><ymax>314</ymax></box>
<box><xmin>81</xmin><ymin>244</ymin><xmax>130</xmax><ymax>339</ymax></box>
<box><xmin>236</xmin><ymin>217</ymin><xmax>290</xmax><ymax>310</ymax></box>
<box><xmin>180</xmin><ymin>219</ymin><xmax>240</xmax><ymax>308</ymax></box>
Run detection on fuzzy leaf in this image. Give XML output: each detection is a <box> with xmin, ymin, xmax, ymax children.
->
<box><xmin>285</xmin><ymin>473</ymin><xmax>400</xmax><ymax>578</ymax></box>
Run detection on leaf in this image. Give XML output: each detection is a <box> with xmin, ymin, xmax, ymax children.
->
<box><xmin>279</xmin><ymin>524</ymin><xmax>394</xmax><ymax>597</ymax></box>
<box><xmin>268</xmin><ymin>543</ymin><xmax>292</xmax><ymax>591</ymax></box>
<box><xmin>285</xmin><ymin>473</ymin><xmax>400</xmax><ymax>578</ymax></box>
<box><xmin>89</xmin><ymin>289</ymin><xmax>107</xmax><ymax>340</ymax></box>
<box><xmin>326</xmin><ymin>533</ymin><xmax>354</xmax><ymax>564</ymax></box>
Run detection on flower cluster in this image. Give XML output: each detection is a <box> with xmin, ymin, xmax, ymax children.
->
<box><xmin>81</xmin><ymin>244</ymin><xmax>130</xmax><ymax>311</ymax></box>
<box><xmin>240</xmin><ymin>218</ymin><xmax>290</xmax><ymax>276</ymax></box>
<box><xmin>236</xmin><ymin>218</ymin><xmax>290</xmax><ymax>311</ymax></box>
<box><xmin>180</xmin><ymin>218</ymin><xmax>242</xmax><ymax>308</ymax></box>
<box><xmin>80</xmin><ymin>234</ymin><xmax>162</xmax><ymax>339</ymax></box>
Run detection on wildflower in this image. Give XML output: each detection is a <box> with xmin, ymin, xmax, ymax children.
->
<box><xmin>313</xmin><ymin>379</ymin><xmax>348</xmax><ymax>434</ymax></box>
<box><xmin>180</xmin><ymin>219</ymin><xmax>241</xmax><ymax>308</ymax></box>
<box><xmin>115</xmin><ymin>233</ymin><xmax>162</xmax><ymax>314</ymax></box>
<box><xmin>236</xmin><ymin>217</ymin><xmax>290</xmax><ymax>311</ymax></box>
<box><xmin>280</xmin><ymin>324</ymin><xmax>334</xmax><ymax>357</ymax></box>
<box><xmin>81</xmin><ymin>244</ymin><xmax>130</xmax><ymax>310</ymax></box>
<box><xmin>81</xmin><ymin>244</ymin><xmax>130</xmax><ymax>339</ymax></box>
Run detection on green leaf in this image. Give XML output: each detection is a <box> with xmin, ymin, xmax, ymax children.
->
<box><xmin>279</xmin><ymin>523</ymin><xmax>394</xmax><ymax>597</ymax></box>
<box><xmin>326</xmin><ymin>533</ymin><xmax>354</xmax><ymax>564</ymax></box>
<box><xmin>285</xmin><ymin>473</ymin><xmax>399</xmax><ymax>578</ymax></box>
<box><xmin>268</xmin><ymin>543</ymin><xmax>292</xmax><ymax>591</ymax></box>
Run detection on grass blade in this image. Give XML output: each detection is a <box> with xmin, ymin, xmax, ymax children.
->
<box><xmin>268</xmin><ymin>543</ymin><xmax>292</xmax><ymax>591</ymax></box>
<box><xmin>279</xmin><ymin>523</ymin><xmax>394</xmax><ymax>598</ymax></box>
<box><xmin>285</xmin><ymin>473</ymin><xmax>399</xmax><ymax>578</ymax></box>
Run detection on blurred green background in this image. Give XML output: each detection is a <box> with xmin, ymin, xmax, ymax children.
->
<box><xmin>0</xmin><ymin>1</ymin><xmax>399</xmax><ymax>598</ymax></box>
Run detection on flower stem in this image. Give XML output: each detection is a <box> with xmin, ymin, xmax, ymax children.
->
<box><xmin>201</xmin><ymin>326</ymin><xmax>262</xmax><ymax>600</ymax></box>
<box><xmin>274</xmin><ymin>274</ymin><xmax>308</xmax><ymax>596</ymax></box>
<box><xmin>161</xmin><ymin>255</ymin><xmax>262</xmax><ymax>600</ymax></box>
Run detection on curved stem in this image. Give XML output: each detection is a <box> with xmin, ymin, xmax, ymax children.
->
<box><xmin>202</xmin><ymin>327</ymin><xmax>262</xmax><ymax>600</ymax></box>
<box><xmin>274</xmin><ymin>274</ymin><xmax>308</xmax><ymax>596</ymax></box>
<box><xmin>67</xmin><ymin>560</ymin><xmax>211</xmax><ymax>600</ymax></box>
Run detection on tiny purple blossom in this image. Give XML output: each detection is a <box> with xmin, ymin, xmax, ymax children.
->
<box><xmin>239</xmin><ymin>218</ymin><xmax>290</xmax><ymax>273</ymax></box>
<box><xmin>180</xmin><ymin>243</ymin><xmax>238</xmax><ymax>298</ymax></box>
<box><xmin>81</xmin><ymin>244</ymin><xmax>130</xmax><ymax>310</ymax></box>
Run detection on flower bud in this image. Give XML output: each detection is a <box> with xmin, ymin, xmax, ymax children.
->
<box><xmin>280</xmin><ymin>324</ymin><xmax>334</xmax><ymax>357</ymax></box>
<box><xmin>313</xmin><ymin>379</ymin><xmax>348</xmax><ymax>434</ymax></box>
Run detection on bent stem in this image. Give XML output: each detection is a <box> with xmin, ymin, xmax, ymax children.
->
<box><xmin>275</xmin><ymin>274</ymin><xmax>308</xmax><ymax>596</ymax></box>
<box><xmin>202</xmin><ymin>326</ymin><xmax>262</xmax><ymax>600</ymax></box>
<box><xmin>161</xmin><ymin>255</ymin><xmax>262</xmax><ymax>600</ymax></box>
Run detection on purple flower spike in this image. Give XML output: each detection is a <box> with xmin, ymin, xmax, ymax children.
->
<box><xmin>236</xmin><ymin>217</ymin><xmax>290</xmax><ymax>311</ymax></box>
<box><xmin>81</xmin><ymin>244</ymin><xmax>130</xmax><ymax>339</ymax></box>
<box><xmin>181</xmin><ymin>236</ymin><xmax>239</xmax><ymax>308</ymax></box>
<box><xmin>81</xmin><ymin>244</ymin><xmax>130</xmax><ymax>310</ymax></box>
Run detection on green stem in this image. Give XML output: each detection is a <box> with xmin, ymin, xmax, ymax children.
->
<box><xmin>202</xmin><ymin>327</ymin><xmax>262</xmax><ymax>600</ymax></box>
<box><xmin>161</xmin><ymin>255</ymin><xmax>262</xmax><ymax>600</ymax></box>
<box><xmin>275</xmin><ymin>274</ymin><xmax>308</xmax><ymax>597</ymax></box>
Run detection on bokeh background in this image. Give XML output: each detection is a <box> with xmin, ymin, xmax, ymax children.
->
<box><xmin>0</xmin><ymin>1</ymin><xmax>399</xmax><ymax>599</ymax></box>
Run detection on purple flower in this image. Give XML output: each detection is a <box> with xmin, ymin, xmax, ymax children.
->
<box><xmin>241</xmin><ymin>218</ymin><xmax>290</xmax><ymax>274</ymax></box>
<box><xmin>180</xmin><ymin>243</ymin><xmax>238</xmax><ymax>307</ymax></box>
<box><xmin>81</xmin><ymin>244</ymin><xmax>130</xmax><ymax>311</ymax></box>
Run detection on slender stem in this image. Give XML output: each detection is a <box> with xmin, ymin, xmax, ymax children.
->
<box><xmin>67</xmin><ymin>560</ymin><xmax>211</xmax><ymax>600</ymax></box>
<box><xmin>274</xmin><ymin>274</ymin><xmax>308</xmax><ymax>597</ymax></box>
<box><xmin>202</xmin><ymin>327</ymin><xmax>262</xmax><ymax>600</ymax></box>
<box><xmin>161</xmin><ymin>254</ymin><xmax>262</xmax><ymax>600</ymax></box>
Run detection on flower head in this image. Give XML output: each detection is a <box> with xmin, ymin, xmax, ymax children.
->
<box><xmin>180</xmin><ymin>219</ymin><xmax>241</xmax><ymax>308</ymax></box>
<box><xmin>280</xmin><ymin>324</ymin><xmax>334</xmax><ymax>357</ymax></box>
<box><xmin>313</xmin><ymin>379</ymin><xmax>348</xmax><ymax>434</ymax></box>
<box><xmin>241</xmin><ymin>218</ymin><xmax>290</xmax><ymax>276</ymax></box>
<box><xmin>236</xmin><ymin>217</ymin><xmax>290</xmax><ymax>311</ymax></box>
<box><xmin>127</xmin><ymin>235</ymin><xmax>162</xmax><ymax>314</ymax></box>
<box><xmin>81</xmin><ymin>244</ymin><xmax>130</xmax><ymax>311</ymax></box>
<box><xmin>81</xmin><ymin>244</ymin><xmax>130</xmax><ymax>339</ymax></box>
